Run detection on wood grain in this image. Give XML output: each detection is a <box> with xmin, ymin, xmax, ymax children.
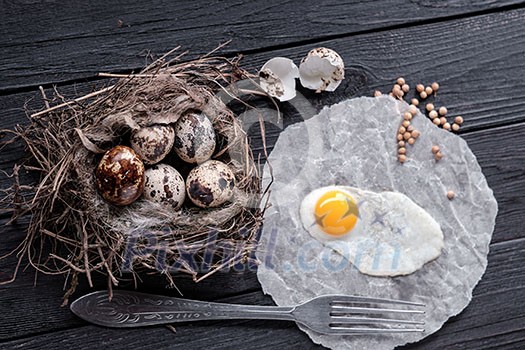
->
<box><xmin>239</xmin><ymin>8</ymin><xmax>525</xmax><ymax>131</ymax></box>
<box><xmin>1</xmin><ymin>238</ymin><xmax>523</xmax><ymax>349</ymax></box>
<box><xmin>1</xmin><ymin>1</ymin><xmax>524</xmax><ymax>91</ymax></box>
<box><xmin>0</xmin><ymin>291</ymin><xmax>322</xmax><ymax>349</ymax></box>
<box><xmin>4</xmin><ymin>100</ymin><xmax>524</xmax><ymax>241</ymax></box>
<box><xmin>251</xmin><ymin>122</ymin><xmax>525</xmax><ymax>245</ymax></box>
<box><xmin>0</xmin><ymin>218</ymin><xmax>261</xmax><ymax>340</ymax></box>
<box><xmin>2</xmin><ymin>2</ymin><xmax>525</xmax><ymax>349</ymax></box>
<box><xmin>1</xmin><ymin>121</ymin><xmax>524</xmax><ymax>344</ymax></box>
<box><xmin>2</xmin><ymin>8</ymin><xmax>525</xmax><ymax>131</ymax></box>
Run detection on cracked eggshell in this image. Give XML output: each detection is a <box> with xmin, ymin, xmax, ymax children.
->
<box><xmin>186</xmin><ymin>160</ymin><xmax>235</xmax><ymax>208</ymax></box>
<box><xmin>130</xmin><ymin>125</ymin><xmax>175</xmax><ymax>165</ymax></box>
<box><xmin>95</xmin><ymin>145</ymin><xmax>145</xmax><ymax>206</ymax></box>
<box><xmin>143</xmin><ymin>164</ymin><xmax>185</xmax><ymax>210</ymax></box>
<box><xmin>174</xmin><ymin>112</ymin><xmax>216</xmax><ymax>164</ymax></box>
<box><xmin>259</xmin><ymin>57</ymin><xmax>299</xmax><ymax>102</ymax></box>
<box><xmin>299</xmin><ymin>47</ymin><xmax>345</xmax><ymax>92</ymax></box>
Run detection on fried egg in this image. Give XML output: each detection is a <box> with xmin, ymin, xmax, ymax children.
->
<box><xmin>299</xmin><ymin>186</ymin><xmax>444</xmax><ymax>276</ymax></box>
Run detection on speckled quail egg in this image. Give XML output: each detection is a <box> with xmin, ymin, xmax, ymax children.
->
<box><xmin>143</xmin><ymin>164</ymin><xmax>185</xmax><ymax>210</ymax></box>
<box><xmin>259</xmin><ymin>57</ymin><xmax>299</xmax><ymax>102</ymax></box>
<box><xmin>95</xmin><ymin>145</ymin><xmax>145</xmax><ymax>206</ymax></box>
<box><xmin>186</xmin><ymin>160</ymin><xmax>235</xmax><ymax>208</ymax></box>
<box><xmin>130</xmin><ymin>125</ymin><xmax>175</xmax><ymax>165</ymax></box>
<box><xmin>299</xmin><ymin>47</ymin><xmax>345</xmax><ymax>93</ymax></box>
<box><xmin>174</xmin><ymin>113</ymin><xmax>216</xmax><ymax>163</ymax></box>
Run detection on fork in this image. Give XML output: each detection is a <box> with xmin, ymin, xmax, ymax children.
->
<box><xmin>71</xmin><ymin>290</ymin><xmax>425</xmax><ymax>335</ymax></box>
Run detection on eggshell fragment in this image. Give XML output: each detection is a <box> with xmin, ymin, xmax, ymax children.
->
<box><xmin>143</xmin><ymin>164</ymin><xmax>185</xmax><ymax>210</ymax></box>
<box><xmin>299</xmin><ymin>47</ymin><xmax>345</xmax><ymax>92</ymax></box>
<box><xmin>95</xmin><ymin>145</ymin><xmax>145</xmax><ymax>206</ymax></box>
<box><xmin>259</xmin><ymin>57</ymin><xmax>299</xmax><ymax>102</ymax></box>
<box><xmin>186</xmin><ymin>160</ymin><xmax>235</xmax><ymax>208</ymax></box>
<box><xmin>173</xmin><ymin>112</ymin><xmax>216</xmax><ymax>164</ymax></box>
<box><xmin>130</xmin><ymin>125</ymin><xmax>175</xmax><ymax>165</ymax></box>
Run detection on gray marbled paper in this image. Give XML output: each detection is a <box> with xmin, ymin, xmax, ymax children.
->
<box><xmin>256</xmin><ymin>96</ymin><xmax>498</xmax><ymax>350</ymax></box>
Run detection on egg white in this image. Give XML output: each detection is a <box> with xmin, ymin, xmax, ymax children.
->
<box><xmin>299</xmin><ymin>185</ymin><xmax>444</xmax><ymax>276</ymax></box>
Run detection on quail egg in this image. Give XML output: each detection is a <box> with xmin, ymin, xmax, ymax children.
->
<box><xmin>130</xmin><ymin>125</ymin><xmax>175</xmax><ymax>164</ymax></box>
<box><xmin>186</xmin><ymin>160</ymin><xmax>235</xmax><ymax>208</ymax></box>
<box><xmin>95</xmin><ymin>145</ymin><xmax>145</xmax><ymax>206</ymax></box>
<box><xmin>299</xmin><ymin>47</ymin><xmax>345</xmax><ymax>93</ymax></box>
<box><xmin>174</xmin><ymin>112</ymin><xmax>216</xmax><ymax>163</ymax></box>
<box><xmin>143</xmin><ymin>164</ymin><xmax>185</xmax><ymax>210</ymax></box>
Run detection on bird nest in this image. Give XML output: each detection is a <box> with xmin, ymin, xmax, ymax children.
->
<box><xmin>0</xmin><ymin>48</ymin><xmax>268</xmax><ymax>303</ymax></box>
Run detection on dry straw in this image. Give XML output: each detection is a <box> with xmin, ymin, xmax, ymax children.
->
<box><xmin>0</xmin><ymin>46</ymin><xmax>270</xmax><ymax>304</ymax></box>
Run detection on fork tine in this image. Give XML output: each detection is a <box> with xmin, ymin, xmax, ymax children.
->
<box><xmin>328</xmin><ymin>326</ymin><xmax>425</xmax><ymax>334</ymax></box>
<box><xmin>330</xmin><ymin>315</ymin><xmax>424</xmax><ymax>325</ymax></box>
<box><xmin>329</xmin><ymin>295</ymin><xmax>425</xmax><ymax>307</ymax></box>
<box><xmin>331</xmin><ymin>305</ymin><xmax>425</xmax><ymax>315</ymax></box>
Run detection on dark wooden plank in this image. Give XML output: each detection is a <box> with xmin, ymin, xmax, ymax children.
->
<box><xmin>251</xmin><ymin>124</ymin><xmax>525</xmax><ymax>242</ymax></box>
<box><xmin>0</xmin><ymin>291</ymin><xmax>322</xmax><ymax>350</ymax></box>
<box><xmin>405</xmin><ymin>238</ymin><xmax>525</xmax><ymax>350</ymax></box>
<box><xmin>248</xmin><ymin>123</ymin><xmax>525</xmax><ymax>244</ymax></box>
<box><xmin>1</xmin><ymin>122</ymin><xmax>524</xmax><ymax>342</ymax></box>
<box><xmin>238</xmin><ymin>7</ymin><xmax>525</xmax><ymax>131</ymax></box>
<box><xmin>1</xmin><ymin>1</ymin><xmax>524</xmax><ymax>91</ymax></box>
<box><xmin>1</xmin><ymin>5</ymin><xmax>524</xmax><ymax>349</ymax></box>
<box><xmin>0</xmin><ymin>216</ymin><xmax>261</xmax><ymax>341</ymax></box>
<box><xmin>1</xmin><ymin>238</ymin><xmax>524</xmax><ymax>349</ymax></box>
<box><xmin>460</xmin><ymin>123</ymin><xmax>525</xmax><ymax>244</ymax></box>
<box><xmin>2</xmin><ymin>8</ymin><xmax>525</xmax><ymax>131</ymax></box>
<box><xmin>3</xmin><ymin>104</ymin><xmax>524</xmax><ymax>242</ymax></box>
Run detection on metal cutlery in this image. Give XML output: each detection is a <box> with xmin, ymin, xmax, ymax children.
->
<box><xmin>71</xmin><ymin>290</ymin><xmax>425</xmax><ymax>335</ymax></box>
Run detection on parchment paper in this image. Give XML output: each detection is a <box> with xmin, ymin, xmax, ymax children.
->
<box><xmin>256</xmin><ymin>96</ymin><xmax>498</xmax><ymax>350</ymax></box>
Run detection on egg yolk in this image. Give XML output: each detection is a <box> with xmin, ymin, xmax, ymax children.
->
<box><xmin>314</xmin><ymin>190</ymin><xmax>359</xmax><ymax>236</ymax></box>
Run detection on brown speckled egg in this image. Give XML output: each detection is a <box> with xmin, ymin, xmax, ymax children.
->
<box><xmin>143</xmin><ymin>164</ymin><xmax>185</xmax><ymax>210</ymax></box>
<box><xmin>95</xmin><ymin>145</ymin><xmax>145</xmax><ymax>206</ymax></box>
<box><xmin>130</xmin><ymin>125</ymin><xmax>175</xmax><ymax>165</ymax></box>
<box><xmin>174</xmin><ymin>112</ymin><xmax>216</xmax><ymax>163</ymax></box>
<box><xmin>186</xmin><ymin>160</ymin><xmax>235</xmax><ymax>208</ymax></box>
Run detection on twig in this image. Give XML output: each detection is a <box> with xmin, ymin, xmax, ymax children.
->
<box><xmin>81</xmin><ymin>221</ymin><xmax>93</xmax><ymax>288</ymax></box>
<box><xmin>38</xmin><ymin>86</ymin><xmax>50</xmax><ymax>109</ymax></box>
<box><xmin>98</xmin><ymin>73</ymin><xmax>159</xmax><ymax>79</ymax></box>
<box><xmin>48</xmin><ymin>254</ymin><xmax>86</xmax><ymax>273</ymax></box>
<box><xmin>40</xmin><ymin>228</ymin><xmax>90</xmax><ymax>247</ymax></box>
<box><xmin>142</xmin><ymin>45</ymin><xmax>181</xmax><ymax>72</ymax></box>
<box><xmin>31</xmin><ymin>85</ymin><xmax>115</xmax><ymax>118</ymax></box>
<box><xmin>164</xmin><ymin>50</ymin><xmax>189</xmax><ymax>67</ymax></box>
<box><xmin>194</xmin><ymin>249</ymin><xmax>244</xmax><ymax>283</ymax></box>
<box><xmin>0</xmin><ymin>248</ymin><xmax>24</xmax><ymax>285</ymax></box>
<box><xmin>201</xmin><ymin>40</ymin><xmax>232</xmax><ymax>59</ymax></box>
<box><xmin>61</xmin><ymin>272</ymin><xmax>78</xmax><ymax>307</ymax></box>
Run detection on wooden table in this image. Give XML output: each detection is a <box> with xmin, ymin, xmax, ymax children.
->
<box><xmin>1</xmin><ymin>1</ymin><xmax>524</xmax><ymax>349</ymax></box>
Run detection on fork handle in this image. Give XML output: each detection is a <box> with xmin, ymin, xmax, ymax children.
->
<box><xmin>71</xmin><ymin>290</ymin><xmax>296</xmax><ymax>328</ymax></box>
